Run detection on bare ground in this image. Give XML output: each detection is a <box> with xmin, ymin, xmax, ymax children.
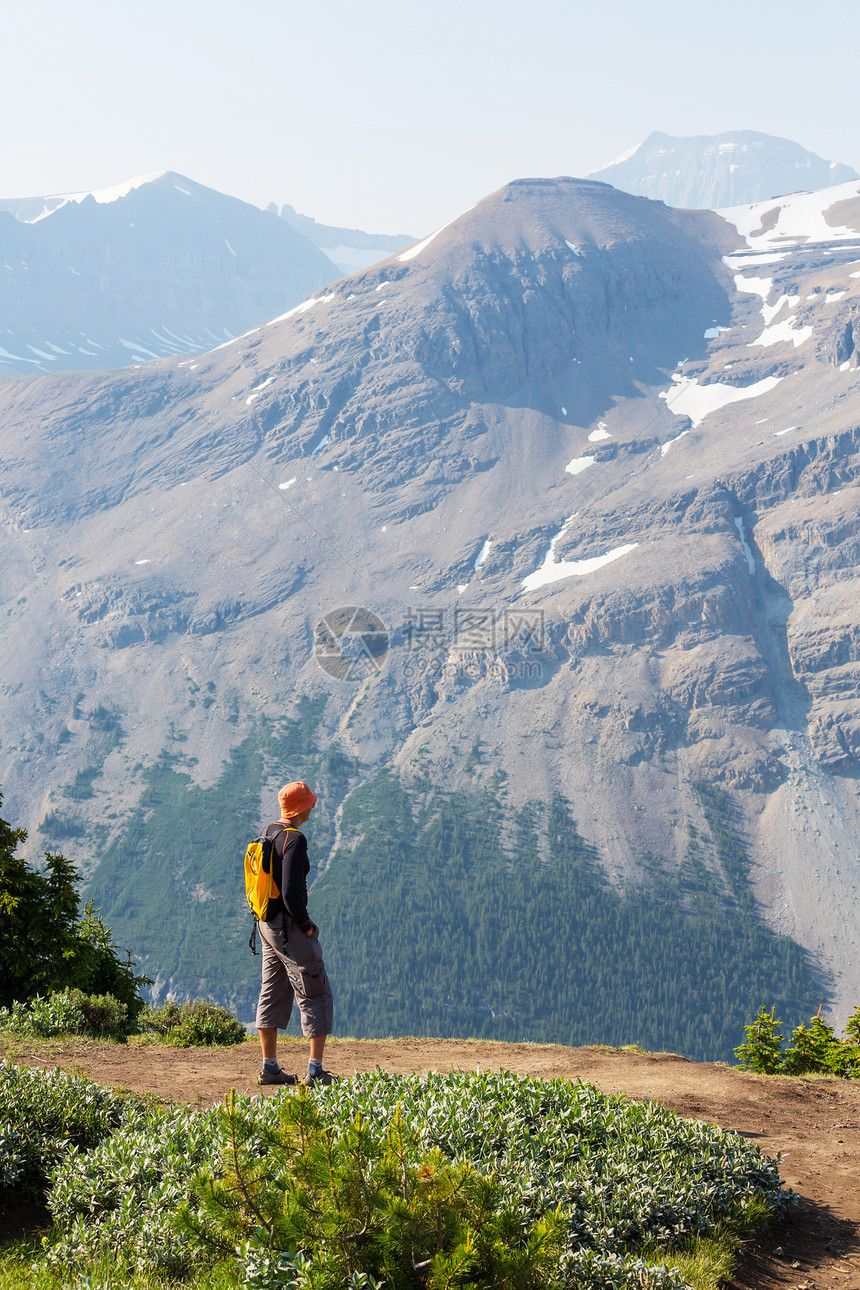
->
<box><xmin>3</xmin><ymin>1035</ymin><xmax>860</xmax><ymax>1289</ymax></box>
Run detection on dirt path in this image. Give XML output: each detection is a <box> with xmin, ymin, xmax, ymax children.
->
<box><xmin>4</xmin><ymin>1036</ymin><xmax>860</xmax><ymax>1288</ymax></box>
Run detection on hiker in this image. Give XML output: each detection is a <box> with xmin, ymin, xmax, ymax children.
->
<box><xmin>255</xmin><ymin>780</ymin><xmax>336</xmax><ymax>1087</ymax></box>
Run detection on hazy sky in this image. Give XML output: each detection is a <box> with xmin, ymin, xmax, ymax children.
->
<box><xmin>5</xmin><ymin>0</ymin><xmax>859</xmax><ymax>236</ymax></box>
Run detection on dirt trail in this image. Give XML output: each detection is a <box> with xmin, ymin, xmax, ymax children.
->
<box><xmin>4</xmin><ymin>1036</ymin><xmax>860</xmax><ymax>1289</ymax></box>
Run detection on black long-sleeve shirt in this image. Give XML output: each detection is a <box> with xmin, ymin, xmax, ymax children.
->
<box><xmin>265</xmin><ymin>822</ymin><xmax>312</xmax><ymax>931</ymax></box>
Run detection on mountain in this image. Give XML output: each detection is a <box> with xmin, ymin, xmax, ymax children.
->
<box><xmin>271</xmin><ymin>203</ymin><xmax>414</xmax><ymax>274</ymax></box>
<box><xmin>2</xmin><ymin>175</ymin><xmax>860</xmax><ymax>1058</ymax></box>
<box><xmin>0</xmin><ymin>172</ymin><xmax>338</xmax><ymax>373</ymax></box>
<box><xmin>588</xmin><ymin>130</ymin><xmax>859</xmax><ymax>209</ymax></box>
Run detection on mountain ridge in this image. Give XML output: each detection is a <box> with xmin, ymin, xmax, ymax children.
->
<box><xmin>0</xmin><ymin>171</ymin><xmax>338</xmax><ymax>373</ymax></box>
<box><xmin>588</xmin><ymin>129</ymin><xmax>859</xmax><ymax>209</ymax></box>
<box><xmin>2</xmin><ymin>173</ymin><xmax>859</xmax><ymax>1046</ymax></box>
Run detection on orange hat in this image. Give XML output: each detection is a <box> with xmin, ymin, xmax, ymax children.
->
<box><xmin>278</xmin><ymin>781</ymin><xmax>318</xmax><ymax>816</ymax></box>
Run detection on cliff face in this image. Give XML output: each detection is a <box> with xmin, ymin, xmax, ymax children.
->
<box><xmin>1</xmin><ymin>175</ymin><xmax>860</xmax><ymax>1022</ymax></box>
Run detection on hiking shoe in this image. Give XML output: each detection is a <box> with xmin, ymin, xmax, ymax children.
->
<box><xmin>257</xmin><ymin>1067</ymin><xmax>298</xmax><ymax>1086</ymax></box>
<box><xmin>301</xmin><ymin>1069</ymin><xmax>339</xmax><ymax>1088</ymax></box>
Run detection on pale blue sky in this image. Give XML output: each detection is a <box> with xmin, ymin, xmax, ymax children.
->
<box><xmin>4</xmin><ymin>0</ymin><xmax>858</xmax><ymax>236</ymax></box>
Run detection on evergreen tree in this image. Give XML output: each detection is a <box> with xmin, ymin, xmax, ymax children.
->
<box><xmin>0</xmin><ymin>790</ymin><xmax>149</xmax><ymax>1018</ymax></box>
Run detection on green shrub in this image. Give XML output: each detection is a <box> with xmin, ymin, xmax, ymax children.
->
<box><xmin>0</xmin><ymin>990</ymin><xmax>128</xmax><ymax>1040</ymax></box>
<box><xmin>46</xmin><ymin>1069</ymin><xmax>788</xmax><ymax>1289</ymax></box>
<box><xmin>47</xmin><ymin>1103</ymin><xmax>221</xmax><ymax>1277</ymax></box>
<box><xmin>0</xmin><ymin>993</ymin><xmax>86</xmax><ymax>1038</ymax></box>
<box><xmin>735</xmin><ymin>1004</ymin><xmax>860</xmax><ymax>1077</ymax></box>
<box><xmin>0</xmin><ymin>1060</ymin><xmax>134</xmax><ymax>1201</ymax></box>
<box><xmin>139</xmin><ymin>998</ymin><xmax>246</xmax><ymax>1047</ymax></box>
<box><xmin>188</xmin><ymin>1089</ymin><xmax>569</xmax><ymax>1290</ymax></box>
<box><xmin>72</xmin><ymin>989</ymin><xmax>129</xmax><ymax>1038</ymax></box>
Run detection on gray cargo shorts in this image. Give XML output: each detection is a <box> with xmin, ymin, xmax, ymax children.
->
<box><xmin>255</xmin><ymin>917</ymin><xmax>333</xmax><ymax>1037</ymax></box>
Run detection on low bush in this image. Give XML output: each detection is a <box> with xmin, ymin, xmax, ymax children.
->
<box><xmin>735</xmin><ymin>1005</ymin><xmax>860</xmax><ymax>1077</ymax></box>
<box><xmin>0</xmin><ymin>990</ymin><xmax>128</xmax><ymax>1040</ymax></box>
<box><xmin>139</xmin><ymin>998</ymin><xmax>246</xmax><ymax>1047</ymax></box>
<box><xmin>0</xmin><ymin>1061</ymin><xmax>135</xmax><ymax>1201</ymax></box>
<box><xmin>46</xmin><ymin>1104</ymin><xmax>221</xmax><ymax>1277</ymax></box>
<box><xmin>44</xmin><ymin>1068</ymin><xmax>789</xmax><ymax>1289</ymax></box>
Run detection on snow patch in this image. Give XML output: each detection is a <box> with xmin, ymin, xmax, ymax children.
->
<box><xmin>245</xmin><ymin>375</ymin><xmax>275</xmax><ymax>405</ymax></box>
<box><xmin>761</xmin><ymin>293</ymin><xmax>798</xmax><ymax>325</ymax></box>
<box><xmin>474</xmin><ymin>539</ymin><xmax>491</xmax><ymax>571</ymax></box>
<box><xmin>134</xmin><ymin>559</ymin><xmax>151</xmax><ymax>565</ymax></box>
<box><xmin>826</xmin><ymin>290</ymin><xmax>847</xmax><ymax>302</ymax></box>
<box><xmin>523</xmin><ymin>521</ymin><xmax>639</xmax><ymax>591</ymax></box>
<box><xmin>224</xmin><ymin>239</ymin><xmax>237</xmax><ymax>256</ymax></box>
<box><xmin>661</xmin><ymin>430</ymin><xmax>689</xmax><ymax>457</ymax></box>
<box><xmin>588</xmin><ymin>423</ymin><xmax>611</xmax><ymax>442</ymax></box>
<box><xmin>565</xmin><ymin>240</ymin><xmax>582</xmax><ymax>256</ymax></box>
<box><xmin>565</xmin><ymin>455</ymin><xmax>595</xmax><ymax>476</ymax></box>
<box><xmin>661</xmin><ymin>374</ymin><xmax>783</xmax><ymax>427</ymax></box>
<box><xmin>397</xmin><ymin>218</ymin><xmax>457</xmax><ymax>263</ymax></box>
<box><xmin>0</xmin><ymin>346</ymin><xmax>38</xmax><ymax>363</ymax></box>
<box><xmin>268</xmin><ymin>293</ymin><xmax>336</xmax><ymax>325</ymax></box>
<box><xmin>718</xmin><ymin>179</ymin><xmax>860</xmax><ymax>248</ymax></box>
<box><xmin>734</xmin><ymin>273</ymin><xmax>773</xmax><ymax>301</ymax></box>
<box><xmin>209</xmin><ymin>327</ymin><xmax>261</xmax><ymax>352</ymax></box>
<box><xmin>119</xmin><ymin>338</ymin><xmax>159</xmax><ymax>358</ymax></box>
<box><xmin>774</xmin><ymin>426</ymin><xmax>796</xmax><ymax>437</ymax></box>
<box><xmin>704</xmin><ymin>326</ymin><xmax>730</xmax><ymax>339</ymax></box>
<box><xmin>722</xmin><ymin>252</ymin><xmax>790</xmax><ymax>268</ymax></box>
<box><xmin>750</xmin><ymin>317</ymin><xmax>813</xmax><ymax>349</ymax></box>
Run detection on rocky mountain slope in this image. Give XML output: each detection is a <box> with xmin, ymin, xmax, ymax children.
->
<box><xmin>0</xmin><ymin>172</ymin><xmax>337</xmax><ymax>373</ymax></box>
<box><xmin>1</xmin><ymin>175</ymin><xmax>859</xmax><ymax>1047</ymax></box>
<box><xmin>589</xmin><ymin>130</ymin><xmax>858</xmax><ymax>208</ymax></box>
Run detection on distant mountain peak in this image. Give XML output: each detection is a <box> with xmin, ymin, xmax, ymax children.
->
<box><xmin>2</xmin><ymin>171</ymin><xmax>178</xmax><ymax>224</ymax></box>
<box><xmin>0</xmin><ymin>171</ymin><xmax>338</xmax><ymax>372</ymax></box>
<box><xmin>271</xmin><ymin>202</ymin><xmax>414</xmax><ymax>274</ymax></box>
<box><xmin>588</xmin><ymin>130</ymin><xmax>859</xmax><ymax>209</ymax></box>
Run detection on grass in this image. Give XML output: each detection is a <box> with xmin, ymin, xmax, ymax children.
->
<box><xmin>0</xmin><ymin>1226</ymin><xmax>759</xmax><ymax>1290</ymax></box>
<box><xmin>647</xmin><ymin>1196</ymin><xmax>775</xmax><ymax>1289</ymax></box>
<box><xmin>0</xmin><ymin>1245</ymin><xmax>237</xmax><ymax>1290</ymax></box>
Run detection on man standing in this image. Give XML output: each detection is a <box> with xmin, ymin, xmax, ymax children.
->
<box><xmin>255</xmin><ymin>780</ymin><xmax>336</xmax><ymax>1087</ymax></box>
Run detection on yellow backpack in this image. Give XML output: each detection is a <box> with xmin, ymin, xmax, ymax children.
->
<box><xmin>245</xmin><ymin>824</ymin><xmax>296</xmax><ymax>951</ymax></box>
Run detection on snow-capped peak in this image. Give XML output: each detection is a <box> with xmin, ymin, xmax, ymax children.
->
<box><xmin>25</xmin><ymin>172</ymin><xmax>172</xmax><ymax>223</ymax></box>
<box><xmin>597</xmin><ymin>141</ymin><xmax>641</xmax><ymax>171</ymax></box>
